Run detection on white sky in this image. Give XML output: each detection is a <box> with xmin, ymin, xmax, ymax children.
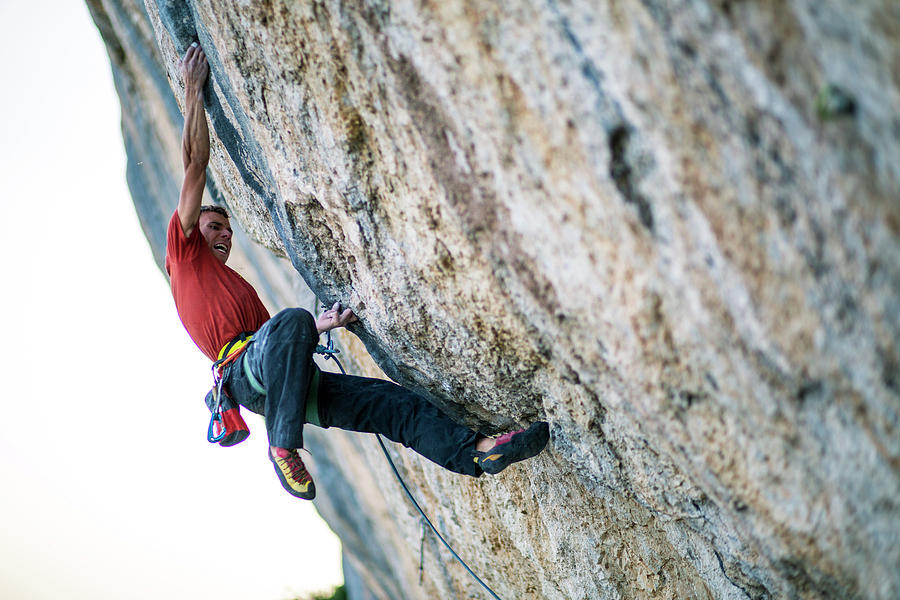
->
<box><xmin>0</xmin><ymin>2</ymin><xmax>343</xmax><ymax>599</ymax></box>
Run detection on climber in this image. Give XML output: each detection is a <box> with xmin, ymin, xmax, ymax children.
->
<box><xmin>165</xmin><ymin>42</ymin><xmax>550</xmax><ymax>500</ymax></box>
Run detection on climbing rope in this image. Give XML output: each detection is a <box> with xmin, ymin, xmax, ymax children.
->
<box><xmin>316</xmin><ymin>329</ymin><xmax>504</xmax><ymax>600</ymax></box>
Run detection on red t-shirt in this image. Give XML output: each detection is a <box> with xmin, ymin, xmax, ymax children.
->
<box><xmin>165</xmin><ymin>210</ymin><xmax>270</xmax><ymax>361</ymax></box>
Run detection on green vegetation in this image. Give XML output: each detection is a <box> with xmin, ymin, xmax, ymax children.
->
<box><xmin>815</xmin><ymin>84</ymin><xmax>856</xmax><ymax>120</ymax></box>
<box><xmin>291</xmin><ymin>585</ymin><xmax>347</xmax><ymax>600</ymax></box>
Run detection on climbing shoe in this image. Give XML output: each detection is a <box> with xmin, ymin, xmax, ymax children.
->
<box><xmin>475</xmin><ymin>422</ymin><xmax>550</xmax><ymax>475</ymax></box>
<box><xmin>269</xmin><ymin>447</ymin><xmax>316</xmax><ymax>500</ymax></box>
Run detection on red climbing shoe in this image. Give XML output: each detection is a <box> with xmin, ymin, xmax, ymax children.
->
<box><xmin>269</xmin><ymin>447</ymin><xmax>316</xmax><ymax>500</ymax></box>
<box><xmin>475</xmin><ymin>422</ymin><xmax>550</xmax><ymax>475</ymax></box>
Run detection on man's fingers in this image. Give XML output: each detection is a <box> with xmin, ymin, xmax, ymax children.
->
<box><xmin>319</xmin><ymin>302</ymin><xmax>356</xmax><ymax>327</ymax></box>
<box><xmin>183</xmin><ymin>43</ymin><xmax>207</xmax><ymax>68</ymax></box>
<box><xmin>181</xmin><ymin>46</ymin><xmax>209</xmax><ymax>88</ymax></box>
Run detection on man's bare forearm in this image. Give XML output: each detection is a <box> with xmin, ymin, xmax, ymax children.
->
<box><xmin>182</xmin><ymin>82</ymin><xmax>209</xmax><ymax>171</ymax></box>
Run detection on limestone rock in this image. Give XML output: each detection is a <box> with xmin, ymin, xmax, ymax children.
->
<box><xmin>87</xmin><ymin>1</ymin><xmax>899</xmax><ymax>598</ymax></box>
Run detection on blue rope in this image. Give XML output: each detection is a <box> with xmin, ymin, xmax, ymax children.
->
<box><xmin>317</xmin><ymin>330</ymin><xmax>503</xmax><ymax>600</ymax></box>
<box><xmin>374</xmin><ymin>434</ymin><xmax>503</xmax><ymax>600</ymax></box>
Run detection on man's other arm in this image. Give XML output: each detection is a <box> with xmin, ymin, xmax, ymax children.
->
<box><xmin>177</xmin><ymin>43</ymin><xmax>210</xmax><ymax>238</ymax></box>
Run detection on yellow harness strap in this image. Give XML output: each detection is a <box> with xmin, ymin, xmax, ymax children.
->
<box><xmin>217</xmin><ymin>336</ymin><xmax>254</xmax><ymax>361</ymax></box>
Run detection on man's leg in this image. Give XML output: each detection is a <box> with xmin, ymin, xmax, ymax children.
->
<box><xmin>230</xmin><ymin>308</ymin><xmax>319</xmax><ymax>499</ymax></box>
<box><xmin>316</xmin><ymin>371</ymin><xmax>485</xmax><ymax>477</ymax></box>
<box><xmin>244</xmin><ymin>308</ymin><xmax>318</xmax><ymax>448</ymax></box>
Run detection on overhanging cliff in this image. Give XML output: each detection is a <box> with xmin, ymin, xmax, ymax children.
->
<box><xmin>86</xmin><ymin>1</ymin><xmax>899</xmax><ymax>598</ymax></box>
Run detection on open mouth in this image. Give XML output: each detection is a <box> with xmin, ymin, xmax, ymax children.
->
<box><xmin>214</xmin><ymin>243</ymin><xmax>228</xmax><ymax>254</ymax></box>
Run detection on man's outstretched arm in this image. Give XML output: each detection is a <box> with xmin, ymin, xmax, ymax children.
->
<box><xmin>177</xmin><ymin>42</ymin><xmax>210</xmax><ymax>237</ymax></box>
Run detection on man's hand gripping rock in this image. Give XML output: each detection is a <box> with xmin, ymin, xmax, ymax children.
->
<box><xmin>316</xmin><ymin>302</ymin><xmax>357</xmax><ymax>334</ymax></box>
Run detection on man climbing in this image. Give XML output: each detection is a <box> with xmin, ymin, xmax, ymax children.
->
<box><xmin>166</xmin><ymin>42</ymin><xmax>550</xmax><ymax>500</ymax></box>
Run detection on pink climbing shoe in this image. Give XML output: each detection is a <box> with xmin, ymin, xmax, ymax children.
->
<box><xmin>269</xmin><ymin>447</ymin><xmax>316</xmax><ymax>500</ymax></box>
<box><xmin>475</xmin><ymin>422</ymin><xmax>550</xmax><ymax>474</ymax></box>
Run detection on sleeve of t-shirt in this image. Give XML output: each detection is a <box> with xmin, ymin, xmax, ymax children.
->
<box><xmin>165</xmin><ymin>209</ymin><xmax>204</xmax><ymax>265</ymax></box>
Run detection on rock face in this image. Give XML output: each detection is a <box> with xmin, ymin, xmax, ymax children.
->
<box><xmin>87</xmin><ymin>1</ymin><xmax>899</xmax><ymax>598</ymax></box>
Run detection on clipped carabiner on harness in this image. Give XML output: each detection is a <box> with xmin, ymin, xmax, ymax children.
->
<box><xmin>206</xmin><ymin>380</ymin><xmax>227</xmax><ymax>443</ymax></box>
<box><xmin>207</xmin><ymin>412</ymin><xmax>227</xmax><ymax>443</ymax></box>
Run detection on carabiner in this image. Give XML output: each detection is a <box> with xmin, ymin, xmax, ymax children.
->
<box><xmin>207</xmin><ymin>412</ymin><xmax>226</xmax><ymax>443</ymax></box>
<box><xmin>206</xmin><ymin>383</ymin><xmax>227</xmax><ymax>443</ymax></box>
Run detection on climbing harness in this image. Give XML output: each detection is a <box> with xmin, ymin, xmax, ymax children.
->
<box><xmin>206</xmin><ymin>333</ymin><xmax>255</xmax><ymax>445</ymax></box>
<box><xmin>317</xmin><ymin>330</ymin><xmax>504</xmax><ymax>600</ymax></box>
<box><xmin>216</xmin><ymin>333</ymin><xmax>255</xmax><ymax>363</ymax></box>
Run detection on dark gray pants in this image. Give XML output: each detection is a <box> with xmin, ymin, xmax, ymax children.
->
<box><xmin>224</xmin><ymin>308</ymin><xmax>482</xmax><ymax>477</ymax></box>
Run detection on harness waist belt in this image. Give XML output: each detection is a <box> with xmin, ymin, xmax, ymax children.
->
<box><xmin>217</xmin><ymin>332</ymin><xmax>256</xmax><ymax>362</ymax></box>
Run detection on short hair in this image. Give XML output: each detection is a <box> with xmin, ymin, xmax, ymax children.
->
<box><xmin>200</xmin><ymin>205</ymin><xmax>229</xmax><ymax>219</ymax></box>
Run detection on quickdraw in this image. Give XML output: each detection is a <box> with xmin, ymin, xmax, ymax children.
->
<box><xmin>316</xmin><ymin>330</ymin><xmax>342</xmax><ymax>367</ymax></box>
<box><xmin>207</xmin><ymin>332</ymin><xmax>255</xmax><ymax>445</ymax></box>
<box><xmin>206</xmin><ymin>383</ymin><xmax>228</xmax><ymax>443</ymax></box>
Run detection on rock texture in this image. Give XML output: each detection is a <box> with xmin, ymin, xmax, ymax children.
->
<box><xmin>87</xmin><ymin>1</ymin><xmax>899</xmax><ymax>598</ymax></box>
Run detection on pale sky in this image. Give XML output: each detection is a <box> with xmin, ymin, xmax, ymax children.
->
<box><xmin>0</xmin><ymin>2</ymin><xmax>342</xmax><ymax>598</ymax></box>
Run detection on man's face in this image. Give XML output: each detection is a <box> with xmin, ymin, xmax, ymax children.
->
<box><xmin>199</xmin><ymin>211</ymin><xmax>233</xmax><ymax>264</ymax></box>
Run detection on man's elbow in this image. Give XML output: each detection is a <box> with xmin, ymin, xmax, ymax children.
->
<box><xmin>182</xmin><ymin>140</ymin><xmax>210</xmax><ymax>171</ymax></box>
<box><xmin>183</xmin><ymin>158</ymin><xmax>209</xmax><ymax>179</ymax></box>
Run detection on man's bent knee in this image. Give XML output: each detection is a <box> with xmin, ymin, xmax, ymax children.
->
<box><xmin>269</xmin><ymin>308</ymin><xmax>317</xmax><ymax>340</ymax></box>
